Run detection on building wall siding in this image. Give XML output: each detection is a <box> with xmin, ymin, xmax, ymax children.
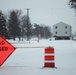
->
<box><xmin>53</xmin><ymin>22</ymin><xmax>72</xmax><ymax>37</ymax></box>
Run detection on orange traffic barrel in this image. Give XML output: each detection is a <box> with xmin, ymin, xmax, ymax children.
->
<box><xmin>44</xmin><ymin>46</ymin><xmax>55</xmax><ymax>68</ymax></box>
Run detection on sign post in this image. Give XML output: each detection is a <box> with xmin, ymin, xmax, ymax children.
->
<box><xmin>0</xmin><ymin>36</ymin><xmax>16</xmax><ymax>66</ymax></box>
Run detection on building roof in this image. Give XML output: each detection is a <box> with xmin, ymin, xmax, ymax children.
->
<box><xmin>53</xmin><ymin>22</ymin><xmax>71</xmax><ymax>27</ymax></box>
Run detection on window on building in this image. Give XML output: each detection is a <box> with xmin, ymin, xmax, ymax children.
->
<box><xmin>65</xmin><ymin>31</ymin><xmax>67</xmax><ymax>34</ymax></box>
<box><xmin>55</xmin><ymin>31</ymin><xmax>57</xmax><ymax>34</ymax></box>
<box><xmin>55</xmin><ymin>26</ymin><xmax>57</xmax><ymax>29</ymax></box>
<box><xmin>65</xmin><ymin>26</ymin><xmax>67</xmax><ymax>29</ymax></box>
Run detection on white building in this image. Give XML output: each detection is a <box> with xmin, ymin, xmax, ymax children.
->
<box><xmin>53</xmin><ymin>22</ymin><xmax>72</xmax><ymax>39</ymax></box>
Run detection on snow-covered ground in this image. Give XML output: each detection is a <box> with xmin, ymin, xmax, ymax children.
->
<box><xmin>0</xmin><ymin>39</ymin><xmax>76</xmax><ymax>75</ymax></box>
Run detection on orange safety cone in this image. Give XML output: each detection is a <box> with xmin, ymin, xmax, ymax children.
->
<box><xmin>44</xmin><ymin>46</ymin><xmax>55</xmax><ymax>68</ymax></box>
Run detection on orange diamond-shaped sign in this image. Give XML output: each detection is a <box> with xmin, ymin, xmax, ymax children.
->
<box><xmin>0</xmin><ymin>36</ymin><xmax>16</xmax><ymax>66</ymax></box>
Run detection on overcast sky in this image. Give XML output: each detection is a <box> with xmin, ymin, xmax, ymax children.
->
<box><xmin>0</xmin><ymin>0</ymin><xmax>76</xmax><ymax>33</ymax></box>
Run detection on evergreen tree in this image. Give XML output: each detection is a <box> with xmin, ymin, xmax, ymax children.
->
<box><xmin>8</xmin><ymin>10</ymin><xmax>21</xmax><ymax>40</ymax></box>
<box><xmin>0</xmin><ymin>10</ymin><xmax>8</xmax><ymax>38</ymax></box>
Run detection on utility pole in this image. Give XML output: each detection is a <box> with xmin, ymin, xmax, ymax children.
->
<box><xmin>27</xmin><ymin>8</ymin><xmax>29</xmax><ymax>22</ymax></box>
<box><xmin>26</xmin><ymin>8</ymin><xmax>30</xmax><ymax>41</ymax></box>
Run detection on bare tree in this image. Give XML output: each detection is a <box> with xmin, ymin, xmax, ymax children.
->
<box><xmin>69</xmin><ymin>0</ymin><xmax>76</xmax><ymax>9</ymax></box>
